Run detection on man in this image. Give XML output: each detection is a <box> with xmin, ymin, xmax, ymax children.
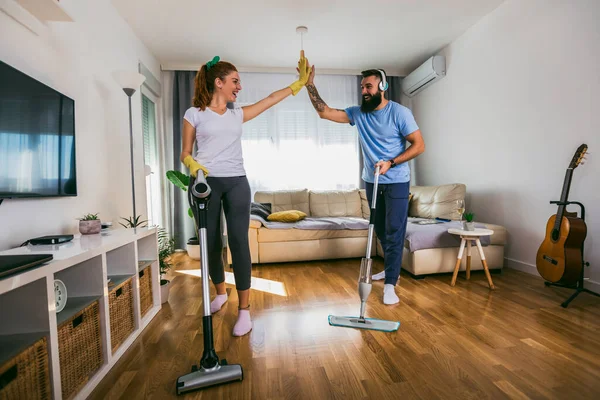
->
<box><xmin>305</xmin><ymin>66</ymin><xmax>425</xmax><ymax>304</ymax></box>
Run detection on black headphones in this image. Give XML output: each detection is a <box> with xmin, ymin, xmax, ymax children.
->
<box><xmin>376</xmin><ymin>69</ymin><xmax>388</xmax><ymax>91</ymax></box>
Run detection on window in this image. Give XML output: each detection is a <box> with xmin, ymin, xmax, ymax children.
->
<box><xmin>236</xmin><ymin>73</ymin><xmax>359</xmax><ymax>196</ymax></box>
<box><xmin>141</xmin><ymin>92</ymin><xmax>161</xmax><ymax>226</ymax></box>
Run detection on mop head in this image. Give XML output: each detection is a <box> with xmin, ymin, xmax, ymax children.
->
<box><xmin>328</xmin><ymin>315</ymin><xmax>400</xmax><ymax>332</ymax></box>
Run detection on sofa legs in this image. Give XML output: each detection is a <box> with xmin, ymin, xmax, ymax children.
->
<box><xmin>400</xmin><ymin>268</ymin><xmax>426</xmax><ymax>280</ymax></box>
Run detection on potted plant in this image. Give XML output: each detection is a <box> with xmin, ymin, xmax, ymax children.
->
<box><xmin>463</xmin><ymin>212</ymin><xmax>475</xmax><ymax>231</ymax></box>
<box><xmin>166</xmin><ymin>170</ymin><xmax>200</xmax><ymax>260</ymax></box>
<box><xmin>119</xmin><ymin>215</ymin><xmax>148</xmax><ymax>228</ymax></box>
<box><xmin>158</xmin><ymin>227</ymin><xmax>175</xmax><ymax>304</ymax></box>
<box><xmin>78</xmin><ymin>213</ymin><xmax>101</xmax><ymax>235</ymax></box>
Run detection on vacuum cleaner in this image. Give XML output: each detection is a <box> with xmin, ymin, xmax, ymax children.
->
<box><xmin>328</xmin><ymin>165</ymin><xmax>400</xmax><ymax>332</ymax></box>
<box><xmin>176</xmin><ymin>173</ymin><xmax>243</xmax><ymax>394</ymax></box>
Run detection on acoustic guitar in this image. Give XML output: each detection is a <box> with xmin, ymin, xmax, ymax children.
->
<box><xmin>536</xmin><ymin>144</ymin><xmax>588</xmax><ymax>285</ymax></box>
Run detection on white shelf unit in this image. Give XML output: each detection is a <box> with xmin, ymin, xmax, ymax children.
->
<box><xmin>0</xmin><ymin>227</ymin><xmax>160</xmax><ymax>400</ymax></box>
<box><xmin>0</xmin><ymin>278</ymin><xmax>50</xmax><ymax>378</ymax></box>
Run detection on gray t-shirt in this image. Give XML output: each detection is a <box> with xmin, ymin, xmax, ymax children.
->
<box><xmin>183</xmin><ymin>106</ymin><xmax>246</xmax><ymax>177</ymax></box>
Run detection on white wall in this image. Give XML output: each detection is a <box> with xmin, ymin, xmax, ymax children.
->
<box><xmin>411</xmin><ymin>0</ymin><xmax>599</xmax><ymax>289</ymax></box>
<box><xmin>0</xmin><ymin>0</ymin><xmax>160</xmax><ymax>250</ymax></box>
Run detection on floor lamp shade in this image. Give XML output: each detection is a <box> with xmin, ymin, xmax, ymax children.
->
<box><xmin>112</xmin><ymin>70</ymin><xmax>146</xmax><ymax>93</ymax></box>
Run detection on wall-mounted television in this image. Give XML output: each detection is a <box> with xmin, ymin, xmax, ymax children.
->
<box><xmin>0</xmin><ymin>60</ymin><xmax>77</xmax><ymax>199</ymax></box>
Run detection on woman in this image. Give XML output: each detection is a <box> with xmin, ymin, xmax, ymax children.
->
<box><xmin>181</xmin><ymin>52</ymin><xmax>310</xmax><ymax>336</ymax></box>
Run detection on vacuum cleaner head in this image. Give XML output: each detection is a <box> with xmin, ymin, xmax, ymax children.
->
<box><xmin>328</xmin><ymin>315</ymin><xmax>400</xmax><ymax>332</ymax></box>
<box><xmin>176</xmin><ymin>362</ymin><xmax>243</xmax><ymax>395</ymax></box>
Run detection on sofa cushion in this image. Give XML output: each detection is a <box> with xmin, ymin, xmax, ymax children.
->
<box><xmin>358</xmin><ymin>189</ymin><xmax>370</xmax><ymax>219</ymax></box>
<box><xmin>409</xmin><ymin>183</ymin><xmax>466</xmax><ymax>220</ymax></box>
<box><xmin>257</xmin><ymin>227</ymin><xmax>368</xmax><ymax>243</ymax></box>
<box><xmin>309</xmin><ymin>190</ymin><xmax>362</xmax><ymax>217</ymax></box>
<box><xmin>250</xmin><ymin>202</ymin><xmax>271</xmax><ymax>220</ymax></box>
<box><xmin>254</xmin><ymin>189</ymin><xmax>310</xmax><ymax>215</ymax></box>
<box><xmin>267</xmin><ymin>210</ymin><xmax>307</xmax><ymax>222</ymax></box>
<box><xmin>483</xmin><ymin>223</ymin><xmax>507</xmax><ymax>245</ymax></box>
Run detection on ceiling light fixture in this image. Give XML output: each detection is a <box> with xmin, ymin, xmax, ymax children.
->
<box><xmin>296</xmin><ymin>26</ymin><xmax>308</xmax><ymax>52</ymax></box>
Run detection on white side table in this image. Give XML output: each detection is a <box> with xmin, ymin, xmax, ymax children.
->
<box><xmin>448</xmin><ymin>228</ymin><xmax>495</xmax><ymax>289</ymax></box>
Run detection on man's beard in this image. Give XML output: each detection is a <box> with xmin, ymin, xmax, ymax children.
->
<box><xmin>361</xmin><ymin>91</ymin><xmax>382</xmax><ymax>113</ymax></box>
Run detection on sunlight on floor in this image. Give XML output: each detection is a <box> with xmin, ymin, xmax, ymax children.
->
<box><xmin>176</xmin><ymin>269</ymin><xmax>288</xmax><ymax>296</ymax></box>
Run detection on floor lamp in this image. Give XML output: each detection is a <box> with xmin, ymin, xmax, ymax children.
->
<box><xmin>112</xmin><ymin>70</ymin><xmax>146</xmax><ymax>227</ymax></box>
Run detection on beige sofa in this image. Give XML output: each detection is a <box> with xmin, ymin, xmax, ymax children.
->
<box><xmin>396</xmin><ymin>184</ymin><xmax>507</xmax><ymax>278</ymax></box>
<box><xmin>226</xmin><ymin>184</ymin><xmax>507</xmax><ymax>277</ymax></box>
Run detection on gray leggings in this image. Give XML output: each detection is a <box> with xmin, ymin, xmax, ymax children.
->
<box><xmin>205</xmin><ymin>176</ymin><xmax>252</xmax><ymax>291</ymax></box>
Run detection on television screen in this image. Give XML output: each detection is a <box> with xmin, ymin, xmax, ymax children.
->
<box><xmin>0</xmin><ymin>60</ymin><xmax>76</xmax><ymax>198</ymax></box>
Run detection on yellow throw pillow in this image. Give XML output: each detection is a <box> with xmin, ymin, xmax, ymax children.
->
<box><xmin>267</xmin><ymin>210</ymin><xmax>307</xmax><ymax>223</ymax></box>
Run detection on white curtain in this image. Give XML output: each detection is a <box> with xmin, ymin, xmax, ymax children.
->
<box><xmin>236</xmin><ymin>73</ymin><xmax>359</xmax><ymax>196</ymax></box>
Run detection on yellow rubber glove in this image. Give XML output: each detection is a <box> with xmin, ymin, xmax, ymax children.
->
<box><xmin>289</xmin><ymin>51</ymin><xmax>310</xmax><ymax>96</ymax></box>
<box><xmin>183</xmin><ymin>155</ymin><xmax>209</xmax><ymax>178</ymax></box>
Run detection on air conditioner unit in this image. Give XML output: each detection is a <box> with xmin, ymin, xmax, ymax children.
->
<box><xmin>402</xmin><ymin>55</ymin><xmax>446</xmax><ymax>97</ymax></box>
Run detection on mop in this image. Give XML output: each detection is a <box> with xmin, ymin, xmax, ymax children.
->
<box><xmin>328</xmin><ymin>165</ymin><xmax>400</xmax><ymax>332</ymax></box>
<box><xmin>176</xmin><ymin>173</ymin><xmax>243</xmax><ymax>394</ymax></box>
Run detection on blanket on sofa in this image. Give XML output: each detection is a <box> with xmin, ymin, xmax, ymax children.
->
<box><xmin>405</xmin><ymin>218</ymin><xmax>490</xmax><ymax>252</ymax></box>
<box><xmin>250</xmin><ymin>216</ymin><xmax>491</xmax><ymax>252</ymax></box>
<box><xmin>250</xmin><ymin>215</ymin><xmax>369</xmax><ymax>230</ymax></box>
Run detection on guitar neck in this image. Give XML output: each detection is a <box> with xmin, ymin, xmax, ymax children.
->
<box><xmin>554</xmin><ymin>168</ymin><xmax>573</xmax><ymax>229</ymax></box>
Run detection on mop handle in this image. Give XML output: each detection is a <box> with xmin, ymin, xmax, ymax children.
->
<box><xmin>365</xmin><ymin>165</ymin><xmax>380</xmax><ymax>259</ymax></box>
<box><xmin>371</xmin><ymin>165</ymin><xmax>380</xmax><ymax>210</ymax></box>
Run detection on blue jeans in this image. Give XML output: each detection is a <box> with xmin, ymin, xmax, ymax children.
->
<box><xmin>365</xmin><ymin>181</ymin><xmax>410</xmax><ymax>286</ymax></box>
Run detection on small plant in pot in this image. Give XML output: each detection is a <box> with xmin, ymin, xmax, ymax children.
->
<box><xmin>78</xmin><ymin>213</ymin><xmax>101</xmax><ymax>235</ymax></box>
<box><xmin>119</xmin><ymin>215</ymin><xmax>148</xmax><ymax>228</ymax></box>
<box><xmin>463</xmin><ymin>212</ymin><xmax>475</xmax><ymax>231</ymax></box>
<box><xmin>166</xmin><ymin>169</ymin><xmax>201</xmax><ymax>260</ymax></box>
<box><xmin>158</xmin><ymin>227</ymin><xmax>175</xmax><ymax>304</ymax></box>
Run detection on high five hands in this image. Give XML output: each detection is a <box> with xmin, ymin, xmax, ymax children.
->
<box><xmin>289</xmin><ymin>50</ymin><xmax>312</xmax><ymax>95</ymax></box>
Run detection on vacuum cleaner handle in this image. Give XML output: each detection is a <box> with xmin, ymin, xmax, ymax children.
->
<box><xmin>192</xmin><ymin>172</ymin><xmax>211</xmax><ymax>199</ymax></box>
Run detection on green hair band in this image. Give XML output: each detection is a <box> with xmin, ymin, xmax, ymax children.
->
<box><xmin>206</xmin><ymin>56</ymin><xmax>220</xmax><ymax>70</ymax></box>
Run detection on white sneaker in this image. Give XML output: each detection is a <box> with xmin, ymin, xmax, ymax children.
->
<box><xmin>372</xmin><ymin>271</ymin><xmax>385</xmax><ymax>280</ymax></box>
<box><xmin>383</xmin><ymin>284</ymin><xmax>400</xmax><ymax>305</ymax></box>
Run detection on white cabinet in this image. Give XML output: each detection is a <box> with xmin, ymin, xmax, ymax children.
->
<box><xmin>0</xmin><ymin>228</ymin><xmax>160</xmax><ymax>400</ymax></box>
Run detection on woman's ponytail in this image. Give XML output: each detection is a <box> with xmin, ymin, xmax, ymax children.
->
<box><xmin>192</xmin><ymin>59</ymin><xmax>238</xmax><ymax>111</ymax></box>
<box><xmin>193</xmin><ymin>64</ymin><xmax>211</xmax><ymax>110</ymax></box>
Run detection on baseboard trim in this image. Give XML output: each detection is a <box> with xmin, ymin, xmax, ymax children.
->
<box><xmin>504</xmin><ymin>257</ymin><xmax>538</xmax><ymax>276</ymax></box>
<box><xmin>584</xmin><ymin>279</ymin><xmax>600</xmax><ymax>293</ymax></box>
<box><xmin>505</xmin><ymin>257</ymin><xmax>600</xmax><ymax>293</ymax></box>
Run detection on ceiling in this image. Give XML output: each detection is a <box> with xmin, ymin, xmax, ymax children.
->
<box><xmin>112</xmin><ymin>0</ymin><xmax>505</xmax><ymax>76</ymax></box>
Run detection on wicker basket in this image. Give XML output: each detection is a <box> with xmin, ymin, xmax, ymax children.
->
<box><xmin>109</xmin><ymin>278</ymin><xmax>135</xmax><ymax>354</ymax></box>
<box><xmin>0</xmin><ymin>336</ymin><xmax>51</xmax><ymax>400</ymax></box>
<box><xmin>57</xmin><ymin>300</ymin><xmax>103</xmax><ymax>400</ymax></box>
<box><xmin>139</xmin><ymin>266</ymin><xmax>153</xmax><ymax>317</ymax></box>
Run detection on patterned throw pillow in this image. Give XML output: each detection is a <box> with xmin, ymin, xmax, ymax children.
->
<box><xmin>250</xmin><ymin>202</ymin><xmax>271</xmax><ymax>220</ymax></box>
<box><xmin>267</xmin><ymin>210</ymin><xmax>307</xmax><ymax>223</ymax></box>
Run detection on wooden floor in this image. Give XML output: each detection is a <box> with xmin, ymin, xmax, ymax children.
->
<box><xmin>90</xmin><ymin>253</ymin><xmax>600</xmax><ymax>399</ymax></box>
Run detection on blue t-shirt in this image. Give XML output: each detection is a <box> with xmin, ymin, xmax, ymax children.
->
<box><xmin>345</xmin><ymin>101</ymin><xmax>419</xmax><ymax>184</ymax></box>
